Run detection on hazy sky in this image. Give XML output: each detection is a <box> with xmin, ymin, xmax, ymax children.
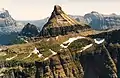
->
<box><xmin>0</xmin><ymin>0</ymin><xmax>120</xmax><ymax>20</ymax></box>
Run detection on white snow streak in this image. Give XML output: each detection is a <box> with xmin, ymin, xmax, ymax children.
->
<box><xmin>49</xmin><ymin>49</ymin><xmax>57</xmax><ymax>55</ymax></box>
<box><xmin>33</xmin><ymin>47</ymin><xmax>39</xmax><ymax>54</ymax></box>
<box><xmin>94</xmin><ymin>39</ymin><xmax>105</xmax><ymax>44</ymax></box>
<box><xmin>24</xmin><ymin>47</ymin><xmax>43</xmax><ymax>59</ymax></box>
<box><xmin>44</xmin><ymin>49</ymin><xmax>57</xmax><ymax>61</ymax></box>
<box><xmin>6</xmin><ymin>55</ymin><xmax>17</xmax><ymax>61</ymax></box>
<box><xmin>79</xmin><ymin>44</ymin><xmax>93</xmax><ymax>52</ymax></box>
<box><xmin>0</xmin><ymin>49</ymin><xmax>2</xmax><ymax>51</ymax></box>
<box><xmin>0</xmin><ymin>52</ymin><xmax>6</xmax><ymax>56</ymax></box>
<box><xmin>47</xmin><ymin>39</ymin><xmax>50</xmax><ymax>41</ymax></box>
<box><xmin>60</xmin><ymin>36</ymin><xmax>85</xmax><ymax>48</ymax></box>
<box><xmin>38</xmin><ymin>53</ymin><xmax>43</xmax><ymax>58</ymax></box>
<box><xmin>44</xmin><ymin>57</ymin><xmax>49</xmax><ymax>61</ymax></box>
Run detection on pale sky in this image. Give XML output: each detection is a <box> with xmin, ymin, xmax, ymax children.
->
<box><xmin>0</xmin><ymin>0</ymin><xmax>120</xmax><ymax>20</ymax></box>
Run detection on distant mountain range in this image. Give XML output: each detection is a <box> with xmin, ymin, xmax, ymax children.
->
<box><xmin>0</xmin><ymin>8</ymin><xmax>120</xmax><ymax>45</ymax></box>
<box><xmin>18</xmin><ymin>12</ymin><xmax>120</xmax><ymax>30</ymax></box>
<box><xmin>17</xmin><ymin>15</ymin><xmax>87</xmax><ymax>31</ymax></box>
<box><xmin>84</xmin><ymin>11</ymin><xmax>120</xmax><ymax>30</ymax></box>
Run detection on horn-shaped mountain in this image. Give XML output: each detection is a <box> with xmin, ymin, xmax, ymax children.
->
<box><xmin>40</xmin><ymin>5</ymin><xmax>91</xmax><ymax>37</ymax></box>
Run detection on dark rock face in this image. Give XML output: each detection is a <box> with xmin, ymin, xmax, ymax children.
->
<box><xmin>34</xmin><ymin>44</ymin><xmax>118</xmax><ymax>78</ymax></box>
<box><xmin>40</xmin><ymin>5</ymin><xmax>91</xmax><ymax>37</ymax></box>
<box><xmin>36</xmin><ymin>29</ymin><xmax>120</xmax><ymax>78</ymax></box>
<box><xmin>40</xmin><ymin>25</ymin><xmax>91</xmax><ymax>37</ymax></box>
<box><xmin>84</xmin><ymin>11</ymin><xmax>120</xmax><ymax>30</ymax></box>
<box><xmin>20</xmin><ymin>23</ymin><xmax>39</xmax><ymax>37</ymax></box>
<box><xmin>89</xmin><ymin>29</ymin><xmax>120</xmax><ymax>44</ymax></box>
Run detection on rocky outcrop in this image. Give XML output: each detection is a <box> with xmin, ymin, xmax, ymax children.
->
<box><xmin>40</xmin><ymin>5</ymin><xmax>91</xmax><ymax>37</ymax></box>
<box><xmin>20</xmin><ymin>23</ymin><xmax>39</xmax><ymax>37</ymax></box>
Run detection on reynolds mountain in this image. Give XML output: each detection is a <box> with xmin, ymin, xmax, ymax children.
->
<box><xmin>39</xmin><ymin>5</ymin><xmax>91</xmax><ymax>37</ymax></box>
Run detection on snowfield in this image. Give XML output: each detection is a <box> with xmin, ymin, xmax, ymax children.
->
<box><xmin>60</xmin><ymin>36</ymin><xmax>85</xmax><ymax>48</ymax></box>
<box><xmin>79</xmin><ymin>44</ymin><xmax>93</xmax><ymax>52</ymax></box>
<box><xmin>33</xmin><ymin>47</ymin><xmax>39</xmax><ymax>54</ymax></box>
<box><xmin>49</xmin><ymin>49</ymin><xmax>57</xmax><ymax>55</ymax></box>
<box><xmin>44</xmin><ymin>49</ymin><xmax>57</xmax><ymax>61</ymax></box>
<box><xmin>94</xmin><ymin>39</ymin><xmax>105</xmax><ymax>44</ymax></box>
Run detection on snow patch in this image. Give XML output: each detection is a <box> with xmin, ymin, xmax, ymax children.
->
<box><xmin>23</xmin><ymin>53</ymin><xmax>32</xmax><ymax>59</ymax></box>
<box><xmin>43</xmin><ymin>49</ymin><xmax>57</xmax><ymax>61</ymax></box>
<box><xmin>6</xmin><ymin>55</ymin><xmax>17</xmax><ymax>61</ymax></box>
<box><xmin>49</xmin><ymin>49</ymin><xmax>57</xmax><ymax>55</ymax></box>
<box><xmin>44</xmin><ymin>57</ymin><xmax>49</xmax><ymax>61</ymax></box>
<box><xmin>56</xmin><ymin>36</ymin><xmax>59</xmax><ymax>40</ymax></box>
<box><xmin>0</xmin><ymin>52</ymin><xmax>6</xmax><ymax>56</ymax></box>
<box><xmin>79</xmin><ymin>44</ymin><xmax>93</xmax><ymax>52</ymax></box>
<box><xmin>32</xmin><ymin>47</ymin><xmax>43</xmax><ymax>58</ymax></box>
<box><xmin>47</xmin><ymin>39</ymin><xmax>50</xmax><ymax>41</ymax></box>
<box><xmin>38</xmin><ymin>53</ymin><xmax>43</xmax><ymax>58</ymax></box>
<box><xmin>60</xmin><ymin>36</ymin><xmax>85</xmax><ymax>48</ymax></box>
<box><xmin>33</xmin><ymin>47</ymin><xmax>39</xmax><ymax>54</ymax></box>
<box><xmin>94</xmin><ymin>39</ymin><xmax>105</xmax><ymax>44</ymax></box>
<box><xmin>24</xmin><ymin>40</ymin><xmax>28</xmax><ymax>43</ymax></box>
<box><xmin>0</xmin><ymin>73</ymin><xmax>4</xmax><ymax>77</ymax></box>
<box><xmin>0</xmin><ymin>49</ymin><xmax>2</xmax><ymax>51</ymax></box>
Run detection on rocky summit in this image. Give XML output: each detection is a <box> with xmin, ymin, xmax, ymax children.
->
<box><xmin>40</xmin><ymin>5</ymin><xmax>91</xmax><ymax>37</ymax></box>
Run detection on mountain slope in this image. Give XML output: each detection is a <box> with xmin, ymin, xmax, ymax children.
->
<box><xmin>40</xmin><ymin>5</ymin><xmax>91</xmax><ymax>37</ymax></box>
<box><xmin>44</xmin><ymin>5</ymin><xmax>86</xmax><ymax>28</ymax></box>
<box><xmin>0</xmin><ymin>29</ymin><xmax>119</xmax><ymax>77</ymax></box>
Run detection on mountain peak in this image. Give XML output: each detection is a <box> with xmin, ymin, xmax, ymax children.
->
<box><xmin>53</xmin><ymin>5</ymin><xmax>63</xmax><ymax>15</ymax></box>
<box><xmin>0</xmin><ymin>8</ymin><xmax>10</xmax><ymax>18</ymax></box>
<box><xmin>44</xmin><ymin>5</ymin><xmax>86</xmax><ymax>28</ymax></box>
<box><xmin>0</xmin><ymin>8</ymin><xmax>5</xmax><ymax>12</ymax></box>
<box><xmin>40</xmin><ymin>5</ymin><xmax>91</xmax><ymax>37</ymax></box>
